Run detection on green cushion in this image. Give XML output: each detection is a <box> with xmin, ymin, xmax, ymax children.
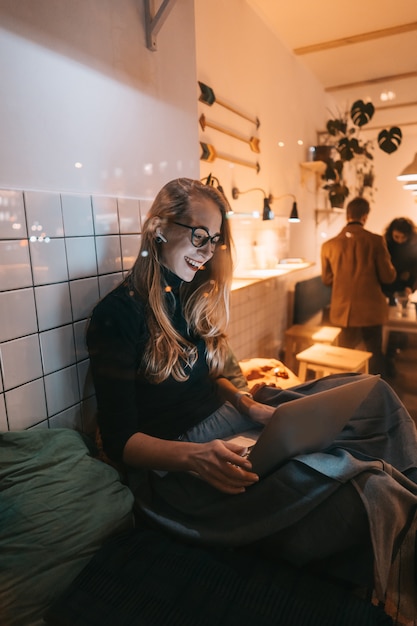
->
<box><xmin>0</xmin><ymin>428</ymin><xmax>134</xmax><ymax>626</ymax></box>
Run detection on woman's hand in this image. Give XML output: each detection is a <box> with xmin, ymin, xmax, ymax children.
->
<box><xmin>189</xmin><ymin>439</ymin><xmax>259</xmax><ymax>495</ymax></box>
<box><xmin>237</xmin><ymin>386</ymin><xmax>276</xmax><ymax>425</ymax></box>
<box><xmin>247</xmin><ymin>399</ymin><xmax>276</xmax><ymax>425</ymax></box>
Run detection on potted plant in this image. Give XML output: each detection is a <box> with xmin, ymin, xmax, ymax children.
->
<box><xmin>316</xmin><ymin>100</ymin><xmax>402</xmax><ymax>207</ymax></box>
<box><xmin>322</xmin><ymin>158</ymin><xmax>349</xmax><ymax>208</ymax></box>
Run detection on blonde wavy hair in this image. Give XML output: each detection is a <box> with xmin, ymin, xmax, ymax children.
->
<box><xmin>129</xmin><ymin>178</ymin><xmax>234</xmax><ymax>383</ymax></box>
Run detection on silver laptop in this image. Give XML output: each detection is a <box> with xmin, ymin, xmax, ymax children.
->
<box><xmin>227</xmin><ymin>375</ymin><xmax>379</xmax><ymax>478</ymax></box>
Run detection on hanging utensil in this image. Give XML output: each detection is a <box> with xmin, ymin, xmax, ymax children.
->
<box><xmin>198</xmin><ymin>82</ymin><xmax>260</xmax><ymax>129</ymax></box>
<box><xmin>200</xmin><ymin>142</ymin><xmax>260</xmax><ymax>173</ymax></box>
<box><xmin>199</xmin><ymin>114</ymin><xmax>260</xmax><ymax>153</ymax></box>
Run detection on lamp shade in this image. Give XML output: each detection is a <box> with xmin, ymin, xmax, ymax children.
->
<box><xmin>262</xmin><ymin>197</ymin><xmax>274</xmax><ymax>221</ymax></box>
<box><xmin>397</xmin><ymin>153</ymin><xmax>417</xmax><ymax>181</ymax></box>
<box><xmin>288</xmin><ymin>202</ymin><xmax>300</xmax><ymax>223</ymax></box>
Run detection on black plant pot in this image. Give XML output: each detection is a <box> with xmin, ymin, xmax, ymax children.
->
<box><xmin>309</xmin><ymin>145</ymin><xmax>333</xmax><ymax>162</ymax></box>
<box><xmin>329</xmin><ymin>192</ymin><xmax>346</xmax><ymax>209</ymax></box>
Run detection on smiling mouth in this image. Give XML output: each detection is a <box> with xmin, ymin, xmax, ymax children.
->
<box><xmin>185</xmin><ymin>255</ymin><xmax>204</xmax><ymax>271</ymax></box>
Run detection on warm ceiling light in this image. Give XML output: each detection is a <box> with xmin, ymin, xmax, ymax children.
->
<box><xmin>288</xmin><ymin>201</ymin><xmax>300</xmax><ymax>223</ymax></box>
<box><xmin>380</xmin><ymin>91</ymin><xmax>396</xmax><ymax>102</ymax></box>
<box><xmin>271</xmin><ymin>193</ymin><xmax>300</xmax><ymax>223</ymax></box>
<box><xmin>397</xmin><ymin>153</ymin><xmax>417</xmax><ymax>181</ymax></box>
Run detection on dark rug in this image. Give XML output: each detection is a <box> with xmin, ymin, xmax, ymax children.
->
<box><xmin>44</xmin><ymin>527</ymin><xmax>393</xmax><ymax>626</ymax></box>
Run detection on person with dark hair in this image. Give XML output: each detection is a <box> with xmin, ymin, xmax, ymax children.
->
<box><xmin>87</xmin><ymin>181</ymin><xmax>417</xmax><ymax>599</ymax></box>
<box><xmin>382</xmin><ymin>217</ymin><xmax>417</xmax><ymax>376</ymax></box>
<box><xmin>382</xmin><ymin>216</ymin><xmax>417</xmax><ymax>302</ymax></box>
<box><xmin>321</xmin><ymin>197</ymin><xmax>396</xmax><ymax>376</ymax></box>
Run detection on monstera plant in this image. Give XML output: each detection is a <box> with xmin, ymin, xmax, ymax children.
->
<box><xmin>320</xmin><ymin>100</ymin><xmax>402</xmax><ymax>207</ymax></box>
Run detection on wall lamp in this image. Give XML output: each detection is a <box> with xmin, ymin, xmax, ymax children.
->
<box><xmin>201</xmin><ymin>173</ymin><xmax>226</xmax><ymax>195</ymax></box>
<box><xmin>397</xmin><ymin>153</ymin><xmax>417</xmax><ymax>182</ymax></box>
<box><xmin>231</xmin><ymin>187</ymin><xmax>300</xmax><ymax>222</ymax></box>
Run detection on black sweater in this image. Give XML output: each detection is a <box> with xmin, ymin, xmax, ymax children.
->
<box><xmin>86</xmin><ymin>274</ymin><xmax>222</xmax><ymax>462</ymax></box>
<box><xmin>382</xmin><ymin>236</ymin><xmax>417</xmax><ymax>296</ymax></box>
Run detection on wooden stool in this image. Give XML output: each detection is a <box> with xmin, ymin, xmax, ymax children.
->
<box><xmin>284</xmin><ymin>325</ymin><xmax>341</xmax><ymax>372</ymax></box>
<box><xmin>295</xmin><ymin>344</ymin><xmax>372</xmax><ymax>382</ymax></box>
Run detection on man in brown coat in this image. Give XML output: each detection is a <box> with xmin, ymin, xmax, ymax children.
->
<box><xmin>321</xmin><ymin>196</ymin><xmax>396</xmax><ymax>376</ymax></box>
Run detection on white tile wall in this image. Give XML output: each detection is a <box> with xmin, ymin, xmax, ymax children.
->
<box><xmin>92</xmin><ymin>196</ymin><xmax>119</xmax><ymax>235</ymax></box>
<box><xmin>228</xmin><ymin>278</ymin><xmax>287</xmax><ymax>360</ymax></box>
<box><xmin>0</xmin><ymin>240</ymin><xmax>32</xmax><ymax>290</ymax></box>
<box><xmin>118</xmin><ymin>198</ymin><xmax>142</xmax><ymax>233</ymax></box>
<box><xmin>6</xmin><ymin>379</ymin><xmax>48</xmax><ymax>430</ymax></box>
<box><xmin>95</xmin><ymin>235</ymin><xmax>122</xmax><ymax>275</ymax></box>
<box><xmin>30</xmin><ymin>238</ymin><xmax>68</xmax><ymax>285</ymax></box>
<box><xmin>44</xmin><ymin>365</ymin><xmax>80</xmax><ymax>416</ymax></box>
<box><xmin>25</xmin><ymin>191</ymin><xmax>64</xmax><ymax>238</ymax></box>
<box><xmin>0</xmin><ymin>288</ymin><xmax>38</xmax><ymax>343</ymax></box>
<box><xmin>228</xmin><ymin>267</ymin><xmax>317</xmax><ymax>362</ymax></box>
<box><xmin>0</xmin><ymin>396</ymin><xmax>7</xmax><ymax>429</ymax></box>
<box><xmin>69</xmin><ymin>278</ymin><xmax>100</xmax><ymax>322</ymax></box>
<box><xmin>0</xmin><ymin>186</ymin><xmax>305</xmax><ymax>433</ymax></box>
<box><xmin>0</xmin><ymin>190</ymin><xmax>27</xmax><ymax>239</ymax></box>
<box><xmin>0</xmin><ymin>334</ymin><xmax>43</xmax><ymax>390</ymax></box>
<box><xmin>35</xmin><ymin>283</ymin><xmax>73</xmax><ymax>331</ymax></box>
<box><xmin>61</xmin><ymin>194</ymin><xmax>94</xmax><ymax>237</ymax></box>
<box><xmin>98</xmin><ymin>272</ymin><xmax>123</xmax><ymax>299</ymax></box>
<box><xmin>39</xmin><ymin>325</ymin><xmax>77</xmax><ymax>375</ymax></box>
<box><xmin>0</xmin><ymin>187</ymin><xmax>145</xmax><ymax>433</ymax></box>
<box><xmin>121</xmin><ymin>234</ymin><xmax>141</xmax><ymax>271</ymax></box>
<box><xmin>65</xmin><ymin>237</ymin><xmax>97</xmax><ymax>280</ymax></box>
<box><xmin>74</xmin><ymin>320</ymin><xmax>89</xmax><ymax>362</ymax></box>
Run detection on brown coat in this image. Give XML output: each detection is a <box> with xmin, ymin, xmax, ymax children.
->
<box><xmin>321</xmin><ymin>223</ymin><xmax>396</xmax><ymax>327</ymax></box>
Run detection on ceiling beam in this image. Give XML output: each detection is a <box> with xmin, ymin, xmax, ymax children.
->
<box><xmin>325</xmin><ymin>71</ymin><xmax>417</xmax><ymax>93</ymax></box>
<box><xmin>294</xmin><ymin>22</ymin><xmax>417</xmax><ymax>55</ymax></box>
<box><xmin>363</xmin><ymin>120</ymin><xmax>417</xmax><ymax>132</ymax></box>
<box><xmin>318</xmin><ymin>120</ymin><xmax>417</xmax><ymax>138</ymax></box>
<box><xmin>377</xmin><ymin>101</ymin><xmax>417</xmax><ymax>112</ymax></box>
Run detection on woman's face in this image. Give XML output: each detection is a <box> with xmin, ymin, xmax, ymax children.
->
<box><xmin>159</xmin><ymin>196</ymin><xmax>223</xmax><ymax>282</ymax></box>
<box><xmin>392</xmin><ymin>229</ymin><xmax>408</xmax><ymax>244</ymax></box>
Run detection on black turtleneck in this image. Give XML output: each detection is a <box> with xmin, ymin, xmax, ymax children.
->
<box><xmin>86</xmin><ymin>273</ymin><xmax>222</xmax><ymax>462</ymax></box>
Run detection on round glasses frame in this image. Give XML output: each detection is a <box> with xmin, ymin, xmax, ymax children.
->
<box><xmin>173</xmin><ymin>221</ymin><xmax>222</xmax><ymax>248</ymax></box>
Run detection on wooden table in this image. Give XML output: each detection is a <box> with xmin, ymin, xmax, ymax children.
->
<box><xmin>295</xmin><ymin>344</ymin><xmax>372</xmax><ymax>382</ymax></box>
<box><xmin>284</xmin><ymin>325</ymin><xmax>341</xmax><ymax>373</ymax></box>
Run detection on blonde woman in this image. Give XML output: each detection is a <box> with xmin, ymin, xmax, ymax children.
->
<box><xmin>88</xmin><ymin>178</ymin><xmax>273</xmax><ymax>494</ymax></box>
<box><xmin>87</xmin><ymin>178</ymin><xmax>417</xmax><ymax>597</ymax></box>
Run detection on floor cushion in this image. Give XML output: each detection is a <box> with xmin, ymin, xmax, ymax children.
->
<box><xmin>0</xmin><ymin>428</ymin><xmax>134</xmax><ymax>626</ymax></box>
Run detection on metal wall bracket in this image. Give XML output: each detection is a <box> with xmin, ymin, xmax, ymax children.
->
<box><xmin>144</xmin><ymin>0</ymin><xmax>177</xmax><ymax>51</ymax></box>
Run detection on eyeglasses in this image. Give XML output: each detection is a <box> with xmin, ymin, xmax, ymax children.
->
<box><xmin>173</xmin><ymin>222</ymin><xmax>222</xmax><ymax>248</ymax></box>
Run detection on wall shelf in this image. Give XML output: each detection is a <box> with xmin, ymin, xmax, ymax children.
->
<box><xmin>314</xmin><ymin>208</ymin><xmax>344</xmax><ymax>226</ymax></box>
<box><xmin>299</xmin><ymin>161</ymin><xmax>327</xmax><ymax>190</ymax></box>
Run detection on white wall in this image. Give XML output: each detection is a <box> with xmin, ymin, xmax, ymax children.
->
<box><xmin>0</xmin><ymin>0</ymin><xmax>199</xmax><ymax>196</ymax></box>
<box><xmin>0</xmin><ymin>0</ymin><xmax>200</xmax><ymax>432</ymax></box>
<box><xmin>194</xmin><ymin>0</ymin><xmax>330</xmax><ymax>269</ymax></box>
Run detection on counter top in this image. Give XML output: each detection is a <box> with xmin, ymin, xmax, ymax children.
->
<box><xmin>231</xmin><ymin>262</ymin><xmax>313</xmax><ymax>291</ymax></box>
